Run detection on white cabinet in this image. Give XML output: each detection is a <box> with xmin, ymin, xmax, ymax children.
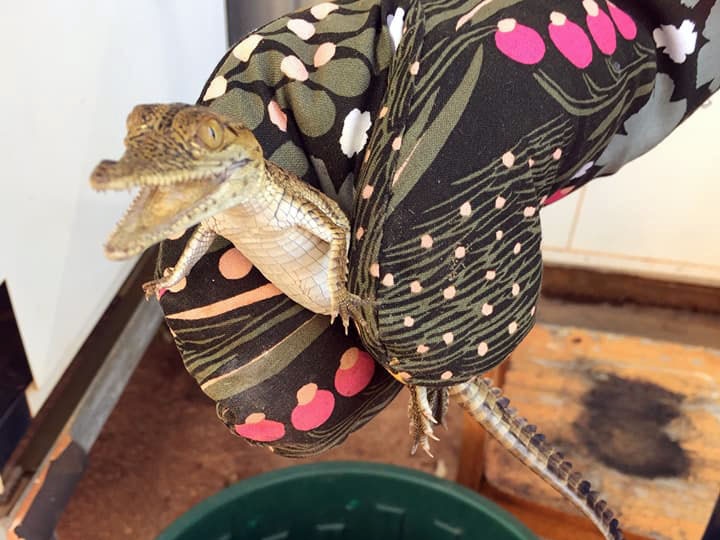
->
<box><xmin>542</xmin><ymin>100</ymin><xmax>720</xmax><ymax>287</ymax></box>
<box><xmin>0</xmin><ymin>1</ymin><xmax>227</xmax><ymax>413</ymax></box>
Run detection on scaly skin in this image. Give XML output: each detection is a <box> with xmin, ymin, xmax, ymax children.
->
<box><xmin>92</xmin><ymin>103</ymin><xmax>623</xmax><ymax>539</ymax></box>
<box><xmin>450</xmin><ymin>378</ymin><xmax>624</xmax><ymax>540</ymax></box>
<box><xmin>90</xmin><ymin>103</ymin><xmax>364</xmax><ymax>332</ymax></box>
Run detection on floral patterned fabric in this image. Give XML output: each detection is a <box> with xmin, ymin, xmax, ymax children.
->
<box><xmin>158</xmin><ymin>0</ymin><xmax>719</xmax><ymax>455</ymax></box>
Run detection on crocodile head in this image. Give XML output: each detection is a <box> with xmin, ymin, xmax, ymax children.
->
<box><xmin>90</xmin><ymin>103</ymin><xmax>265</xmax><ymax>260</ymax></box>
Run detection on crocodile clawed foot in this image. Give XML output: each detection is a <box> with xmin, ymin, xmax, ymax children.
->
<box><xmin>142</xmin><ymin>280</ymin><xmax>163</xmax><ymax>300</ymax></box>
<box><xmin>332</xmin><ymin>292</ymin><xmax>373</xmax><ymax>335</ymax></box>
<box><xmin>142</xmin><ymin>267</ymin><xmax>177</xmax><ymax>300</ymax></box>
<box><xmin>408</xmin><ymin>386</ymin><xmax>440</xmax><ymax>457</ymax></box>
<box><xmin>431</xmin><ymin>387</ymin><xmax>450</xmax><ymax>430</ymax></box>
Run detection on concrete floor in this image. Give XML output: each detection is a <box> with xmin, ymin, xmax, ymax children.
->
<box><xmin>55</xmin><ymin>329</ymin><xmax>462</xmax><ymax>540</ymax></box>
<box><xmin>55</xmin><ymin>298</ymin><xmax>720</xmax><ymax>540</ymax></box>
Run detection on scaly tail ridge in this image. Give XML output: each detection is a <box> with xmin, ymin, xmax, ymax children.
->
<box><xmin>449</xmin><ymin>378</ymin><xmax>624</xmax><ymax>540</ymax></box>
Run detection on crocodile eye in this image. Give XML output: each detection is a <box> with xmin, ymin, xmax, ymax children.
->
<box><xmin>197</xmin><ymin>118</ymin><xmax>224</xmax><ymax>149</ymax></box>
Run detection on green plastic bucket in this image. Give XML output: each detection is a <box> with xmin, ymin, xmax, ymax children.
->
<box><xmin>157</xmin><ymin>461</ymin><xmax>538</xmax><ymax>540</ymax></box>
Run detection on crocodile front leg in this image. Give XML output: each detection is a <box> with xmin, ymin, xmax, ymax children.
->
<box><xmin>298</xmin><ymin>209</ymin><xmax>367</xmax><ymax>335</ymax></box>
<box><xmin>142</xmin><ymin>224</ymin><xmax>217</xmax><ymax>298</ymax></box>
<box><xmin>326</xmin><ymin>226</ymin><xmax>367</xmax><ymax>334</ymax></box>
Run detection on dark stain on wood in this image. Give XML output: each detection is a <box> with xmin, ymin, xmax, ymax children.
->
<box><xmin>573</xmin><ymin>372</ymin><xmax>691</xmax><ymax>479</ymax></box>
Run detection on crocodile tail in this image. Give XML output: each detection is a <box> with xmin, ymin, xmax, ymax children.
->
<box><xmin>449</xmin><ymin>378</ymin><xmax>624</xmax><ymax>540</ymax></box>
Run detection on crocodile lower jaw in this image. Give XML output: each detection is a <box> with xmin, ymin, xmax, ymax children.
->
<box><xmin>103</xmin><ymin>178</ymin><xmax>221</xmax><ymax>260</ymax></box>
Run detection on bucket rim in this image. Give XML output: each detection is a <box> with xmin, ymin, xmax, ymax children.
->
<box><xmin>157</xmin><ymin>461</ymin><xmax>538</xmax><ymax>540</ymax></box>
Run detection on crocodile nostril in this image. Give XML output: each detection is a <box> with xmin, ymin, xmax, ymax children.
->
<box><xmin>89</xmin><ymin>160</ymin><xmax>118</xmax><ymax>186</ymax></box>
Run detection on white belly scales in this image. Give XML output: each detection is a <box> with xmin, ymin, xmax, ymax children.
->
<box><xmin>207</xmin><ymin>212</ymin><xmax>333</xmax><ymax>315</ymax></box>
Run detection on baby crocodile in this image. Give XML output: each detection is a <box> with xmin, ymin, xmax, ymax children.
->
<box><xmin>91</xmin><ymin>103</ymin><xmax>364</xmax><ymax>332</ymax></box>
<box><xmin>91</xmin><ymin>104</ymin><xmax>623</xmax><ymax>540</ymax></box>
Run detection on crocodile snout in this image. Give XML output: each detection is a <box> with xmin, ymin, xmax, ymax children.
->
<box><xmin>89</xmin><ymin>159</ymin><xmax>119</xmax><ymax>189</ymax></box>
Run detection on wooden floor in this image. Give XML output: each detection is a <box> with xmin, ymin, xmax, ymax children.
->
<box><xmin>482</xmin><ymin>324</ymin><xmax>720</xmax><ymax>539</ymax></box>
<box><xmin>55</xmin><ymin>297</ymin><xmax>720</xmax><ymax>540</ymax></box>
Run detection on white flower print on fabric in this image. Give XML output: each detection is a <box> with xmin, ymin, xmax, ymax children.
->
<box><xmin>653</xmin><ymin>20</ymin><xmax>697</xmax><ymax>63</ymax></box>
<box><xmin>572</xmin><ymin>161</ymin><xmax>595</xmax><ymax>179</ymax></box>
<box><xmin>340</xmin><ymin>109</ymin><xmax>372</xmax><ymax>157</ymax></box>
<box><xmin>387</xmin><ymin>7</ymin><xmax>405</xmax><ymax>51</ymax></box>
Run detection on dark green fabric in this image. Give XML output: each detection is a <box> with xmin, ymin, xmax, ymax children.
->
<box><xmin>159</xmin><ymin>0</ymin><xmax>719</xmax><ymax>455</ymax></box>
<box><xmin>159</xmin><ymin>1</ymin><xmax>403</xmax><ymax>457</ymax></box>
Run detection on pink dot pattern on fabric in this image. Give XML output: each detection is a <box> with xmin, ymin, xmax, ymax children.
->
<box><xmin>287</xmin><ymin>19</ymin><xmax>316</xmax><ymax>40</ymax></box>
<box><xmin>607</xmin><ymin>1</ymin><xmax>637</xmax><ymax>40</ymax></box>
<box><xmin>314</xmin><ymin>42</ymin><xmax>336</xmax><ymax>67</ymax></box>
<box><xmin>218</xmin><ymin>248</ymin><xmax>253</xmax><ymax>279</ymax></box>
<box><xmin>494</xmin><ymin>6</ymin><xmax>636</xmax><ymax>69</ymax></box>
<box><xmin>495</xmin><ymin>19</ymin><xmax>546</xmax><ymax>65</ymax></box>
<box><xmin>168</xmin><ymin>277</ymin><xmax>187</xmax><ymax>293</ymax></box>
<box><xmin>543</xmin><ymin>186</ymin><xmax>575</xmax><ymax>206</ymax></box>
<box><xmin>280</xmin><ymin>55</ymin><xmax>309</xmax><ymax>81</ymax></box>
<box><xmin>334</xmin><ymin>348</ymin><xmax>376</xmax><ymax>397</ymax></box>
<box><xmin>291</xmin><ymin>385</ymin><xmax>336</xmax><ymax>431</ymax></box>
<box><xmin>268</xmin><ymin>100</ymin><xmax>288</xmax><ymax>132</ymax></box>
<box><xmin>310</xmin><ymin>2</ymin><xmax>338</xmax><ymax>20</ymax></box>
<box><xmin>584</xmin><ymin>1</ymin><xmax>617</xmax><ymax>55</ymax></box>
<box><xmin>235</xmin><ymin>415</ymin><xmax>286</xmax><ymax>442</ymax></box>
<box><xmin>549</xmin><ymin>13</ymin><xmax>593</xmax><ymax>69</ymax></box>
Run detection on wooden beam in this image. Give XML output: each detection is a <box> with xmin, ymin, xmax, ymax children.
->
<box><xmin>542</xmin><ymin>265</ymin><xmax>720</xmax><ymax>314</ymax></box>
<box><xmin>0</xmin><ymin>252</ymin><xmax>162</xmax><ymax>540</ymax></box>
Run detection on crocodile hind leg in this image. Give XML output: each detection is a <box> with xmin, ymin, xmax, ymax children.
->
<box><xmin>449</xmin><ymin>377</ymin><xmax>624</xmax><ymax>540</ymax></box>
<box><xmin>428</xmin><ymin>385</ymin><xmax>450</xmax><ymax>428</ymax></box>
<box><xmin>408</xmin><ymin>386</ymin><xmax>441</xmax><ymax>456</ymax></box>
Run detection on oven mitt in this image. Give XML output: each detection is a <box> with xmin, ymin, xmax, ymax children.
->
<box><xmin>158</xmin><ymin>0</ymin><xmax>719</xmax><ymax>456</ymax></box>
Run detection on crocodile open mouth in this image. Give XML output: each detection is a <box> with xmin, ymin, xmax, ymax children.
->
<box><xmin>104</xmin><ymin>178</ymin><xmax>223</xmax><ymax>259</ymax></box>
<box><xmin>90</xmin><ymin>160</ymin><xmax>227</xmax><ymax>259</ymax></box>
<box><xmin>90</xmin><ymin>147</ymin><xmax>256</xmax><ymax>259</ymax></box>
